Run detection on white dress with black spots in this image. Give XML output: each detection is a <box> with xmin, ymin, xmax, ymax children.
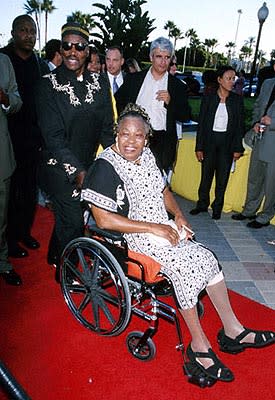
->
<box><xmin>82</xmin><ymin>147</ymin><xmax>220</xmax><ymax>309</ymax></box>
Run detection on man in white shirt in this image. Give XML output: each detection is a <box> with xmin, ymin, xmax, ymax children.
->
<box><xmin>115</xmin><ymin>37</ymin><xmax>190</xmax><ymax>172</ymax></box>
<box><xmin>106</xmin><ymin>46</ymin><xmax>124</xmax><ymax>94</ymax></box>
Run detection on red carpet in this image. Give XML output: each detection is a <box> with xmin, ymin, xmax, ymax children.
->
<box><xmin>1</xmin><ymin>206</ymin><xmax>275</xmax><ymax>400</ymax></box>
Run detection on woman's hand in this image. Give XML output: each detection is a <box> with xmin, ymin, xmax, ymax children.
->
<box><xmin>175</xmin><ymin>215</ymin><xmax>194</xmax><ymax>241</ymax></box>
<box><xmin>196</xmin><ymin>151</ymin><xmax>204</xmax><ymax>162</ymax></box>
<box><xmin>150</xmin><ymin>223</ymin><xmax>180</xmax><ymax>246</ymax></box>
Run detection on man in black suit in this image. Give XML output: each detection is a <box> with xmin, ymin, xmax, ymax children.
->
<box><xmin>0</xmin><ymin>54</ymin><xmax>22</xmax><ymax>285</ymax></box>
<box><xmin>115</xmin><ymin>37</ymin><xmax>190</xmax><ymax>172</ymax></box>
<box><xmin>105</xmin><ymin>45</ymin><xmax>124</xmax><ymax>95</ymax></box>
<box><xmin>35</xmin><ymin>22</ymin><xmax>114</xmax><ymax>281</ymax></box>
<box><xmin>0</xmin><ymin>14</ymin><xmax>48</xmax><ymax>258</ymax></box>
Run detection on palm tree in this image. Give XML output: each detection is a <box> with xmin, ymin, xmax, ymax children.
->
<box><xmin>203</xmin><ymin>38</ymin><xmax>218</xmax><ymax>67</ymax></box>
<box><xmin>245</xmin><ymin>37</ymin><xmax>256</xmax><ymax>50</ymax></box>
<box><xmin>24</xmin><ymin>0</ymin><xmax>41</xmax><ymax>52</ymax></box>
<box><xmin>189</xmin><ymin>33</ymin><xmax>201</xmax><ymax>66</ymax></box>
<box><xmin>244</xmin><ymin>36</ymin><xmax>255</xmax><ymax>69</ymax></box>
<box><xmin>256</xmin><ymin>50</ymin><xmax>266</xmax><ymax>73</ymax></box>
<box><xmin>170</xmin><ymin>26</ymin><xmax>184</xmax><ymax>50</ymax></box>
<box><xmin>225</xmin><ymin>41</ymin><xmax>235</xmax><ymax>63</ymax></box>
<box><xmin>24</xmin><ymin>0</ymin><xmax>40</xmax><ymax>28</ymax></box>
<box><xmin>164</xmin><ymin>20</ymin><xmax>176</xmax><ymax>39</ymax></box>
<box><xmin>209</xmin><ymin>38</ymin><xmax>218</xmax><ymax>66</ymax></box>
<box><xmin>24</xmin><ymin>0</ymin><xmax>57</xmax><ymax>50</ymax></box>
<box><xmin>67</xmin><ymin>10</ymin><xmax>95</xmax><ymax>39</ymax></box>
<box><xmin>92</xmin><ymin>1</ymin><xmax>155</xmax><ymax>59</ymax></box>
<box><xmin>42</xmin><ymin>0</ymin><xmax>56</xmax><ymax>44</ymax></box>
<box><xmin>239</xmin><ymin>45</ymin><xmax>253</xmax><ymax>72</ymax></box>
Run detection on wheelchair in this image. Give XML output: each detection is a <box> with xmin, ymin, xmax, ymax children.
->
<box><xmin>59</xmin><ymin>225</ymin><xmax>216</xmax><ymax>388</ymax></box>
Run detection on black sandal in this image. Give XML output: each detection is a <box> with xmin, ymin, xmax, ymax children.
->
<box><xmin>218</xmin><ymin>327</ymin><xmax>275</xmax><ymax>354</ymax></box>
<box><xmin>186</xmin><ymin>344</ymin><xmax>234</xmax><ymax>382</ymax></box>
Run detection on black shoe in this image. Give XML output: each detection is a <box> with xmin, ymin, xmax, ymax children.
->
<box><xmin>218</xmin><ymin>327</ymin><xmax>275</xmax><ymax>354</ymax></box>
<box><xmin>21</xmin><ymin>235</ymin><xmax>40</xmax><ymax>249</ymax></box>
<box><xmin>232</xmin><ymin>213</ymin><xmax>256</xmax><ymax>221</ymax></box>
<box><xmin>47</xmin><ymin>254</ymin><xmax>58</xmax><ymax>267</ymax></box>
<box><xmin>247</xmin><ymin>220</ymin><xmax>270</xmax><ymax>229</ymax></box>
<box><xmin>8</xmin><ymin>243</ymin><xmax>29</xmax><ymax>258</ymax></box>
<box><xmin>0</xmin><ymin>270</ymin><xmax>22</xmax><ymax>286</ymax></box>
<box><xmin>186</xmin><ymin>344</ymin><xmax>234</xmax><ymax>382</ymax></box>
<box><xmin>190</xmin><ymin>208</ymin><xmax>208</xmax><ymax>216</ymax></box>
<box><xmin>212</xmin><ymin>213</ymin><xmax>221</xmax><ymax>220</ymax></box>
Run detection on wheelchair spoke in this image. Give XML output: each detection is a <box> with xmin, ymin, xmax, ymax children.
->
<box><xmin>65</xmin><ymin>282</ymin><xmax>86</xmax><ymax>294</ymax></box>
<box><xmin>90</xmin><ymin>254</ymin><xmax>100</xmax><ymax>282</ymax></box>
<box><xmin>77</xmin><ymin>247</ymin><xmax>92</xmax><ymax>279</ymax></box>
<box><xmin>77</xmin><ymin>293</ymin><xmax>91</xmax><ymax>313</ymax></box>
<box><xmin>92</xmin><ymin>293</ymin><xmax>115</xmax><ymax>327</ymax></box>
<box><xmin>64</xmin><ymin>256</ymin><xmax>84</xmax><ymax>283</ymax></box>
<box><xmin>91</xmin><ymin>296</ymin><xmax>100</xmax><ymax>329</ymax></box>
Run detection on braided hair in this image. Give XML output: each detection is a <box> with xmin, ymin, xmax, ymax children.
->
<box><xmin>114</xmin><ymin>103</ymin><xmax>153</xmax><ymax>139</ymax></box>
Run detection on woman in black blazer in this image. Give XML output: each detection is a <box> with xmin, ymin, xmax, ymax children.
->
<box><xmin>190</xmin><ymin>66</ymin><xmax>245</xmax><ymax>219</ymax></box>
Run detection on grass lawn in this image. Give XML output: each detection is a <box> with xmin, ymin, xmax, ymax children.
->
<box><xmin>188</xmin><ymin>96</ymin><xmax>255</xmax><ymax>130</ymax></box>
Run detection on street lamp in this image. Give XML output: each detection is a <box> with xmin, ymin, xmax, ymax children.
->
<box><xmin>248</xmin><ymin>2</ymin><xmax>269</xmax><ymax>95</ymax></box>
<box><xmin>233</xmin><ymin>9</ymin><xmax>242</xmax><ymax>59</ymax></box>
<box><xmin>38</xmin><ymin>1</ymin><xmax>42</xmax><ymax>56</ymax></box>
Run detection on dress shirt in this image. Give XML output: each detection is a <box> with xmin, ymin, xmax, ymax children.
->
<box><xmin>136</xmin><ymin>68</ymin><xmax>168</xmax><ymax>131</ymax></box>
<box><xmin>107</xmin><ymin>71</ymin><xmax>124</xmax><ymax>94</ymax></box>
<box><xmin>213</xmin><ymin>103</ymin><xmax>228</xmax><ymax>132</ymax></box>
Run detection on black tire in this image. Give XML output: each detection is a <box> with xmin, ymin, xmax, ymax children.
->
<box><xmin>60</xmin><ymin>237</ymin><xmax>131</xmax><ymax>336</ymax></box>
<box><xmin>126</xmin><ymin>331</ymin><xmax>156</xmax><ymax>361</ymax></box>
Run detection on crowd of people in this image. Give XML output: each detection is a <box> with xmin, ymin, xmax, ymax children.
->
<box><xmin>0</xmin><ymin>13</ymin><xmax>275</xmax><ymax>385</ymax></box>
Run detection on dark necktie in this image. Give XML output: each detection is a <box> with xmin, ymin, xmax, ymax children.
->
<box><xmin>113</xmin><ymin>76</ymin><xmax>119</xmax><ymax>94</ymax></box>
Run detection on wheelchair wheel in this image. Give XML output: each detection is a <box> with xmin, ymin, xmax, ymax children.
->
<box><xmin>126</xmin><ymin>331</ymin><xmax>156</xmax><ymax>361</ymax></box>
<box><xmin>60</xmin><ymin>237</ymin><xmax>131</xmax><ymax>336</ymax></box>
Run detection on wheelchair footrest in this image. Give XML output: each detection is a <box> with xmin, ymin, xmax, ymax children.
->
<box><xmin>183</xmin><ymin>361</ymin><xmax>217</xmax><ymax>388</ymax></box>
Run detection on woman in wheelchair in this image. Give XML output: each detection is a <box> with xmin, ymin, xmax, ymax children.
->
<box><xmin>81</xmin><ymin>103</ymin><xmax>275</xmax><ymax>384</ymax></box>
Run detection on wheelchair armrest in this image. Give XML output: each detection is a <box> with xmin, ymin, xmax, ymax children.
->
<box><xmin>89</xmin><ymin>224</ymin><xmax>124</xmax><ymax>242</ymax></box>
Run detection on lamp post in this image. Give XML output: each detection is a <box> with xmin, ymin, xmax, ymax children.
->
<box><xmin>38</xmin><ymin>1</ymin><xmax>42</xmax><ymax>56</ymax></box>
<box><xmin>248</xmin><ymin>2</ymin><xmax>269</xmax><ymax>96</ymax></box>
<box><xmin>233</xmin><ymin>9</ymin><xmax>242</xmax><ymax>59</ymax></box>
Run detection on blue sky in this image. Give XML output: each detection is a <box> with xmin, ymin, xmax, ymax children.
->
<box><xmin>1</xmin><ymin>0</ymin><xmax>274</xmax><ymax>58</ymax></box>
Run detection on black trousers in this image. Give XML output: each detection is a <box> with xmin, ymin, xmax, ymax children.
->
<box><xmin>150</xmin><ymin>129</ymin><xmax>176</xmax><ymax>172</ymax></box>
<box><xmin>48</xmin><ymin>190</ymin><xmax>84</xmax><ymax>262</ymax></box>
<box><xmin>7</xmin><ymin>157</ymin><xmax>38</xmax><ymax>246</ymax></box>
<box><xmin>0</xmin><ymin>177</ymin><xmax>12</xmax><ymax>272</ymax></box>
<box><xmin>196</xmin><ymin>132</ymin><xmax>232</xmax><ymax>214</ymax></box>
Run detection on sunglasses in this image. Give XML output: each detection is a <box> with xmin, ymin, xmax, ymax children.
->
<box><xmin>61</xmin><ymin>41</ymin><xmax>88</xmax><ymax>52</ymax></box>
<box><xmin>170</xmin><ymin>62</ymin><xmax>177</xmax><ymax>67</ymax></box>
